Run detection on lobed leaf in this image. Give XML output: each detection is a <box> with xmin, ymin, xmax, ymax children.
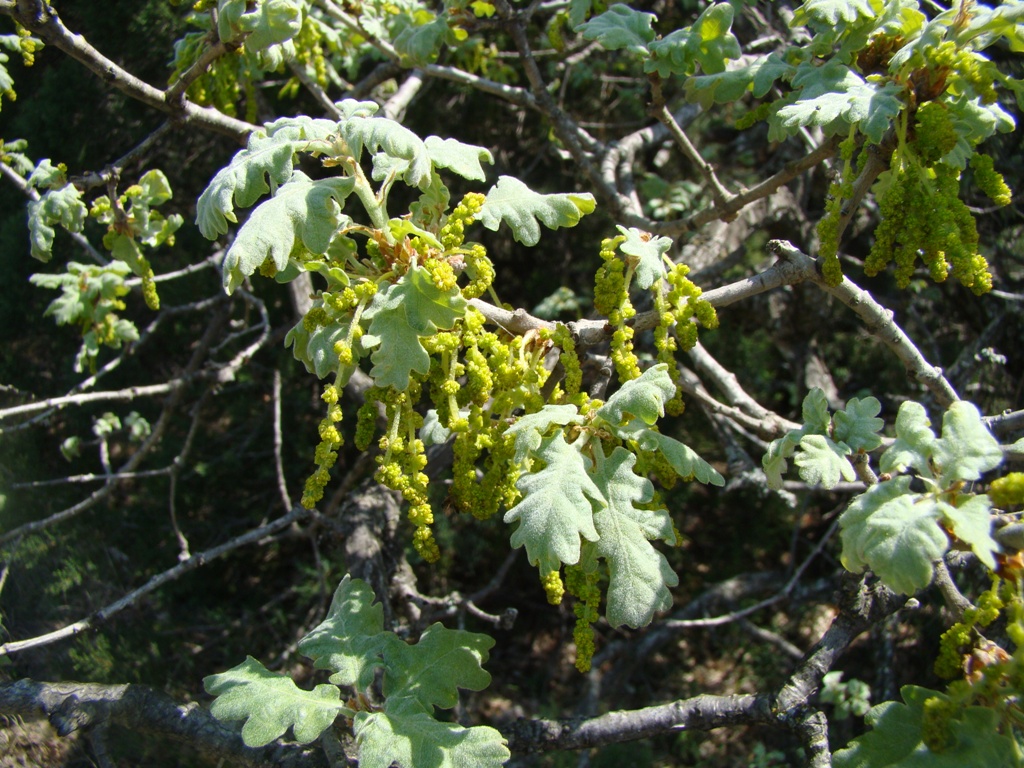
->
<box><xmin>204</xmin><ymin>656</ymin><xmax>348</xmax><ymax>747</ymax></box>
<box><xmin>932</xmin><ymin>400</ymin><xmax>1003</xmax><ymax>488</ymax></box>
<box><xmin>503</xmin><ymin>433</ymin><xmax>602</xmax><ymax>574</ymax></box>
<box><xmin>27</xmin><ymin>185</ymin><xmax>88</xmax><ymax>262</ymax></box>
<box><xmin>361</xmin><ymin>265</ymin><xmax>467</xmax><ymax>390</ymax></box>
<box><xmin>793</xmin><ymin>434</ymin><xmax>855</xmax><ymax>489</ymax></box>
<box><xmin>424</xmin><ymin>136</ymin><xmax>493</xmax><ymax>182</ymax></box>
<box><xmin>590</xmin><ymin>446</ymin><xmax>678</xmax><ymax>628</ymax></box>
<box><xmin>839</xmin><ymin>478</ymin><xmax>948</xmax><ymax>594</ymax></box>
<box><xmin>637</xmin><ymin>429</ymin><xmax>724</xmax><ymax>486</ymax></box>
<box><xmin>686</xmin><ymin>52</ymin><xmax>794</xmax><ymax>109</ymax></box>
<box><xmin>594</xmin><ymin>363</ymin><xmax>676</xmax><ymax>434</ymax></box>
<box><xmin>354</xmin><ymin>710</ymin><xmax>510</xmax><ymax>768</ymax></box>
<box><xmin>222</xmin><ymin>173</ymin><xmax>355</xmax><ymax>293</ymax></box>
<box><xmin>575</xmin><ymin>3</ymin><xmax>656</xmax><ymax>54</ymax></box>
<box><xmin>880</xmin><ymin>400</ymin><xmax>935</xmax><ymax>477</ymax></box>
<box><xmin>505</xmin><ymin>404</ymin><xmax>581</xmax><ymax>466</ymax></box>
<box><xmin>832</xmin><ymin>685</ymin><xmax>1020</xmax><ymax>768</ymax></box>
<box><xmin>644</xmin><ymin>3</ymin><xmax>740</xmax><ymax>78</ymax></box>
<box><xmin>937</xmin><ymin>495</ymin><xmax>998</xmax><ymax>571</ymax></box>
<box><xmin>616</xmin><ymin>226</ymin><xmax>672</xmax><ymax>289</ymax></box>
<box><xmin>342</xmin><ymin>113</ymin><xmax>432</xmax><ymax>189</ymax></box>
<box><xmin>478</xmin><ymin>176</ymin><xmax>596</xmax><ymax>247</ymax></box>
<box><xmin>381</xmin><ymin>623</ymin><xmax>495</xmax><ymax>711</ymax></box>
<box><xmin>297</xmin><ymin>575</ymin><xmax>390</xmax><ymax>689</ymax></box>
<box><xmin>833</xmin><ymin>396</ymin><xmax>884</xmax><ymax>452</ymax></box>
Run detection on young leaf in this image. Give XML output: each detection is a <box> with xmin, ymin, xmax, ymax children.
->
<box><xmin>28</xmin><ymin>185</ymin><xmax>88</xmax><ymax>262</ymax></box>
<box><xmin>424</xmin><ymin>136</ymin><xmax>493</xmax><ymax>182</ymax></box>
<box><xmin>503</xmin><ymin>433</ymin><xmax>602</xmax><ymax>574</ymax></box>
<box><xmin>686</xmin><ymin>52</ymin><xmax>794</xmax><ymax>108</ymax></box>
<box><xmin>504</xmin><ymin>403</ymin><xmax>582</xmax><ymax>466</ymax></box>
<box><xmin>637</xmin><ymin>429</ymin><xmax>725</xmax><ymax>486</ymax></box>
<box><xmin>879</xmin><ymin>400</ymin><xmax>935</xmax><ymax>477</ymax></box>
<box><xmin>393</xmin><ymin>14</ymin><xmax>448</xmax><ymax>66</ymax></box>
<box><xmin>354</xmin><ymin>710</ymin><xmax>510</xmax><ymax>768</ymax></box>
<box><xmin>833</xmin><ymin>396</ymin><xmax>884</xmax><ymax>452</ymax></box>
<box><xmin>297</xmin><ymin>575</ymin><xmax>390</xmax><ymax>688</ymax></box>
<box><xmin>590</xmin><ymin>446</ymin><xmax>678</xmax><ymax>628</ymax></box>
<box><xmin>285</xmin><ymin>315</ymin><xmax>356</xmax><ymax>380</ymax></box>
<box><xmin>793</xmin><ymin>434</ymin><xmax>855</xmax><ymax>489</ymax></box>
<box><xmin>594</xmin><ymin>363</ymin><xmax>675</xmax><ymax>433</ymax></box>
<box><xmin>839</xmin><ymin>478</ymin><xmax>948</xmax><ymax>595</ymax></box>
<box><xmin>832</xmin><ymin>685</ymin><xmax>1020</xmax><ymax>768</ymax></box>
<box><xmin>574</xmin><ymin>4</ymin><xmax>656</xmax><ymax>55</ymax></box>
<box><xmin>791</xmin><ymin>0</ymin><xmax>879</xmax><ymax>29</ymax></box>
<box><xmin>342</xmin><ymin>113</ymin><xmax>432</xmax><ymax>189</ymax></box>
<box><xmin>801</xmin><ymin>387</ymin><xmax>833</xmax><ymax>434</ymax></box>
<box><xmin>931</xmin><ymin>400</ymin><xmax>1003</xmax><ymax>487</ymax></box>
<box><xmin>221</xmin><ymin>174</ymin><xmax>355</xmax><ymax>293</ymax></box>
<box><xmin>645</xmin><ymin>3</ymin><xmax>741</xmax><ymax>78</ymax></box>
<box><xmin>381</xmin><ymin>623</ymin><xmax>495</xmax><ymax>711</ymax></box>
<box><xmin>937</xmin><ymin>495</ymin><xmax>998</xmax><ymax>571</ymax></box>
<box><xmin>478</xmin><ymin>176</ymin><xmax>596</xmax><ymax>247</ymax></box>
<box><xmin>197</xmin><ymin>131</ymin><xmax>311</xmax><ymax>239</ymax></box>
<box><xmin>616</xmin><ymin>226</ymin><xmax>672</xmax><ymax>289</ymax></box>
<box><xmin>204</xmin><ymin>656</ymin><xmax>348</xmax><ymax>747</ymax></box>
<box><xmin>361</xmin><ymin>265</ymin><xmax>468</xmax><ymax>390</ymax></box>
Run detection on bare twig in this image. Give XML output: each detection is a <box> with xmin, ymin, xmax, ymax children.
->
<box><xmin>0</xmin><ymin>505</ymin><xmax>312</xmax><ymax>656</ymax></box>
<box><xmin>766</xmin><ymin>240</ymin><xmax>960</xmax><ymax>407</ymax></box>
<box><xmin>7</xmin><ymin>0</ymin><xmax>257</xmax><ymax>142</ymax></box>
<box><xmin>272</xmin><ymin>368</ymin><xmax>294</xmax><ymax>512</ymax></box>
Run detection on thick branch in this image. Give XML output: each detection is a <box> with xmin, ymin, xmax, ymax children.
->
<box><xmin>0</xmin><ymin>679</ymin><xmax>328</xmax><ymax>768</ymax></box>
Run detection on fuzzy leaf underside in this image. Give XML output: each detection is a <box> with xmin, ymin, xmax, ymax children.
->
<box><xmin>505</xmin><ymin>404</ymin><xmax>582</xmax><ymax>466</ymax></box>
<box><xmin>637</xmin><ymin>429</ymin><xmax>724</xmax><ymax>486</ymax></box>
<box><xmin>354</xmin><ymin>710</ymin><xmax>510</xmax><ymax>768</ymax></box>
<box><xmin>222</xmin><ymin>174</ymin><xmax>355</xmax><ymax>293</ymax></box>
<box><xmin>477</xmin><ymin>176</ymin><xmax>596</xmax><ymax>246</ymax></box>
<box><xmin>361</xmin><ymin>265</ymin><xmax>467</xmax><ymax>390</ymax></box>
<box><xmin>595</xmin><ymin>363</ymin><xmax>675</xmax><ymax>433</ymax></box>
<box><xmin>839</xmin><ymin>478</ymin><xmax>948</xmax><ymax>595</ymax></box>
<box><xmin>381</xmin><ymin>623</ymin><xmax>494</xmax><ymax>710</ymax></box>
<box><xmin>204</xmin><ymin>656</ymin><xmax>346</xmax><ymax>747</ymax></box>
<box><xmin>503</xmin><ymin>433</ymin><xmax>602</xmax><ymax>574</ymax></box>
<box><xmin>590</xmin><ymin>446</ymin><xmax>678</xmax><ymax>628</ymax></box>
<box><xmin>297</xmin><ymin>575</ymin><xmax>389</xmax><ymax>689</ymax></box>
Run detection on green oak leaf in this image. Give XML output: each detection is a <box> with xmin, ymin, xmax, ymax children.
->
<box><xmin>645</xmin><ymin>3</ymin><xmax>740</xmax><ymax>78</ymax></box>
<box><xmin>686</xmin><ymin>52</ymin><xmax>794</xmax><ymax>108</ymax></box>
<box><xmin>393</xmin><ymin>13</ymin><xmax>448</xmax><ymax>66</ymax></box>
<box><xmin>503</xmin><ymin>433</ymin><xmax>602</xmax><ymax>574</ymax></box>
<box><xmin>839</xmin><ymin>477</ymin><xmax>948</xmax><ymax>594</ymax></box>
<box><xmin>424</xmin><ymin>136</ymin><xmax>493</xmax><ymax>182</ymax></box>
<box><xmin>26</xmin><ymin>158</ymin><xmax>67</xmax><ymax>190</ymax></box>
<box><xmin>222</xmin><ymin>173</ymin><xmax>355</xmax><ymax>293</ymax></box>
<box><xmin>505</xmin><ymin>403</ymin><xmax>582</xmax><ymax>466</ymax></box>
<box><xmin>636</xmin><ymin>429</ymin><xmax>724</xmax><ymax>486</ymax></box>
<box><xmin>354</xmin><ymin>710</ymin><xmax>509</xmax><ymax>768</ymax></box>
<box><xmin>794</xmin><ymin>434</ymin><xmax>855</xmax><ymax>488</ymax></box>
<box><xmin>833</xmin><ymin>685</ymin><xmax>1021</xmax><ymax>768</ymax></box>
<box><xmin>478</xmin><ymin>176</ymin><xmax>596</xmax><ymax>246</ymax></box>
<box><xmin>27</xmin><ymin>184</ymin><xmax>87</xmax><ymax>262</ymax></box>
<box><xmin>791</xmin><ymin>0</ymin><xmax>880</xmax><ymax>29</ymax></box>
<box><xmin>203</xmin><ymin>656</ymin><xmax>348</xmax><ymax>747</ymax></box>
<box><xmin>833</xmin><ymin>396</ymin><xmax>884</xmax><ymax>452</ymax></box>
<box><xmin>197</xmin><ymin>131</ymin><xmax>312</xmax><ymax>239</ymax></box>
<box><xmin>932</xmin><ymin>400</ymin><xmax>1003</xmax><ymax>488</ymax></box>
<box><xmin>594</xmin><ymin>363</ymin><xmax>676</xmax><ymax>433</ymax></box>
<box><xmin>937</xmin><ymin>495</ymin><xmax>998</xmax><ymax>571</ymax></box>
<box><xmin>136</xmin><ymin>169</ymin><xmax>174</xmax><ymax>206</ymax></box>
<box><xmin>880</xmin><ymin>400</ymin><xmax>935</xmax><ymax>477</ymax></box>
<box><xmin>574</xmin><ymin>3</ymin><xmax>656</xmax><ymax>54</ymax></box>
<box><xmin>802</xmin><ymin>387</ymin><xmax>833</xmax><ymax>433</ymax></box>
<box><xmin>217</xmin><ymin>0</ymin><xmax>303</xmax><ymax>51</ymax></box>
<box><xmin>775</xmin><ymin>61</ymin><xmax>904</xmax><ymax>143</ymax></box>
<box><xmin>382</xmin><ymin>623</ymin><xmax>494</xmax><ymax>711</ymax></box>
<box><xmin>590</xmin><ymin>446</ymin><xmax>678</xmax><ymax>628</ymax></box>
<box><xmin>297</xmin><ymin>575</ymin><xmax>390</xmax><ymax>689</ymax></box>
<box><xmin>341</xmin><ymin>113</ymin><xmax>432</xmax><ymax>189</ymax></box>
<box><xmin>616</xmin><ymin>226</ymin><xmax>672</xmax><ymax>289</ymax></box>
<box><xmin>361</xmin><ymin>265</ymin><xmax>467</xmax><ymax>390</ymax></box>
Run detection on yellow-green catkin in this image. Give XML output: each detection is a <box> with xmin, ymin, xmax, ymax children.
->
<box><xmin>302</xmin><ymin>384</ymin><xmax>344</xmax><ymax>508</ymax></box>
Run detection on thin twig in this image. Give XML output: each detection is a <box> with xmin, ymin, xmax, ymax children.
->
<box><xmin>272</xmin><ymin>369</ymin><xmax>294</xmax><ymax>513</ymax></box>
<box><xmin>0</xmin><ymin>505</ymin><xmax>312</xmax><ymax>656</ymax></box>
